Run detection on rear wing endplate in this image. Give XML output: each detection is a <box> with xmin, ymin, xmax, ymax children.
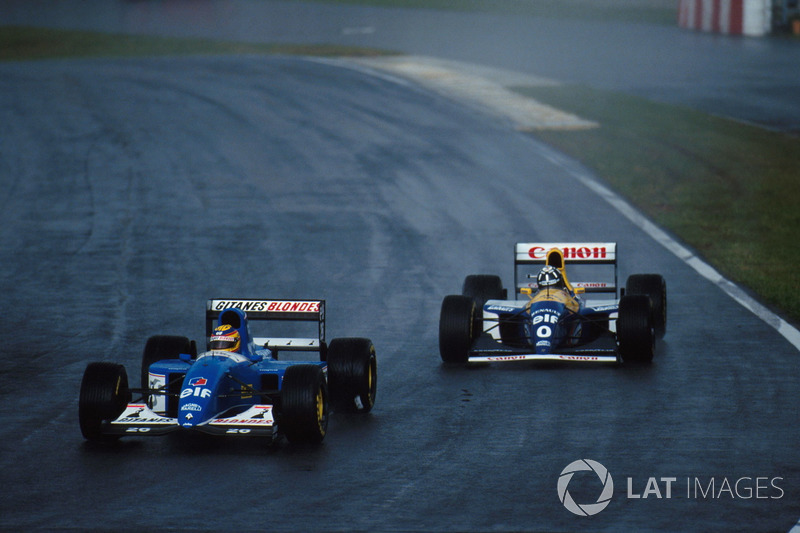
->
<box><xmin>514</xmin><ymin>242</ymin><xmax>618</xmax><ymax>296</ymax></box>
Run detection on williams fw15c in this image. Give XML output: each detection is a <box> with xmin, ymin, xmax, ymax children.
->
<box><xmin>439</xmin><ymin>242</ymin><xmax>666</xmax><ymax>365</ymax></box>
<box><xmin>79</xmin><ymin>299</ymin><xmax>377</xmax><ymax>445</ymax></box>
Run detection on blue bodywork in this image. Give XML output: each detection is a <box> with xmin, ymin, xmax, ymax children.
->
<box><xmin>482</xmin><ymin>292</ymin><xmax>616</xmax><ymax>356</ymax></box>
<box><xmin>147</xmin><ymin>308</ymin><xmax>321</xmax><ymax>429</ymax></box>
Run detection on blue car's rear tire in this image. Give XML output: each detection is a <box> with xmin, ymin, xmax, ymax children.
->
<box><xmin>328</xmin><ymin>338</ymin><xmax>377</xmax><ymax>414</ymax></box>
<box><xmin>79</xmin><ymin>362</ymin><xmax>130</xmax><ymax>441</ymax></box>
<box><xmin>141</xmin><ymin>335</ymin><xmax>193</xmax><ymax>411</ymax></box>
<box><xmin>617</xmin><ymin>294</ymin><xmax>655</xmax><ymax>363</ymax></box>
<box><xmin>439</xmin><ymin>295</ymin><xmax>475</xmax><ymax>364</ymax></box>
<box><xmin>281</xmin><ymin>364</ymin><xmax>329</xmax><ymax>444</ymax></box>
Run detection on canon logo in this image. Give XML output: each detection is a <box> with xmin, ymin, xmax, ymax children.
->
<box><xmin>528</xmin><ymin>247</ymin><xmax>608</xmax><ymax>260</ymax></box>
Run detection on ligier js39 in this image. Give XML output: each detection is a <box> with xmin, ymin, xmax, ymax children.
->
<box><xmin>79</xmin><ymin>299</ymin><xmax>377</xmax><ymax>445</ymax></box>
<box><xmin>439</xmin><ymin>242</ymin><xmax>666</xmax><ymax>365</ymax></box>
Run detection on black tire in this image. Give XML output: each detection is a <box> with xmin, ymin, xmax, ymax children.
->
<box><xmin>141</xmin><ymin>335</ymin><xmax>193</xmax><ymax>405</ymax></box>
<box><xmin>462</xmin><ymin>274</ymin><xmax>505</xmax><ymax>311</ymax></box>
<box><xmin>617</xmin><ymin>294</ymin><xmax>655</xmax><ymax>363</ymax></box>
<box><xmin>328</xmin><ymin>338</ymin><xmax>377</xmax><ymax>414</ymax></box>
<box><xmin>281</xmin><ymin>364</ymin><xmax>329</xmax><ymax>444</ymax></box>
<box><xmin>626</xmin><ymin>274</ymin><xmax>667</xmax><ymax>338</ymax></box>
<box><xmin>439</xmin><ymin>295</ymin><xmax>475</xmax><ymax>364</ymax></box>
<box><xmin>79</xmin><ymin>362</ymin><xmax>131</xmax><ymax>441</ymax></box>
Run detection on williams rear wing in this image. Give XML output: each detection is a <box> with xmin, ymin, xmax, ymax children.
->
<box><xmin>206</xmin><ymin>299</ymin><xmax>325</xmax><ymax>353</ymax></box>
<box><xmin>514</xmin><ymin>242</ymin><xmax>618</xmax><ymax>297</ymax></box>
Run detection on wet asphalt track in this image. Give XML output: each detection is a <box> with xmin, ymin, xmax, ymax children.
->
<box><xmin>1</xmin><ymin>2</ymin><xmax>800</xmax><ymax>533</ymax></box>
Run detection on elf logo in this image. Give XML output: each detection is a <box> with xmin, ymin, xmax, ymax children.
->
<box><xmin>181</xmin><ymin>387</ymin><xmax>212</xmax><ymax>399</ymax></box>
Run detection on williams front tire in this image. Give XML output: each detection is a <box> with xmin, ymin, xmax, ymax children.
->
<box><xmin>439</xmin><ymin>295</ymin><xmax>475</xmax><ymax>364</ymax></box>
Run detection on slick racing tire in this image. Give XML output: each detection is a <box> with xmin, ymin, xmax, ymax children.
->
<box><xmin>626</xmin><ymin>274</ymin><xmax>667</xmax><ymax>338</ymax></box>
<box><xmin>462</xmin><ymin>274</ymin><xmax>505</xmax><ymax>311</ymax></box>
<box><xmin>439</xmin><ymin>295</ymin><xmax>475</xmax><ymax>364</ymax></box>
<box><xmin>327</xmin><ymin>338</ymin><xmax>377</xmax><ymax>414</ymax></box>
<box><xmin>141</xmin><ymin>335</ymin><xmax>193</xmax><ymax>407</ymax></box>
<box><xmin>281</xmin><ymin>364</ymin><xmax>329</xmax><ymax>444</ymax></box>
<box><xmin>617</xmin><ymin>294</ymin><xmax>655</xmax><ymax>364</ymax></box>
<box><xmin>79</xmin><ymin>362</ymin><xmax>131</xmax><ymax>441</ymax></box>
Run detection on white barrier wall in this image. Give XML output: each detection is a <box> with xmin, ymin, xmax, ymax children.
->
<box><xmin>678</xmin><ymin>0</ymin><xmax>771</xmax><ymax>36</ymax></box>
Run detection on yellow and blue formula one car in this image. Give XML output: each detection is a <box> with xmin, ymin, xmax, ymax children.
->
<box><xmin>439</xmin><ymin>242</ymin><xmax>666</xmax><ymax>365</ymax></box>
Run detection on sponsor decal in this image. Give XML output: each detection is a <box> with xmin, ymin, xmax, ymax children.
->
<box><xmin>213</xmin><ymin>406</ymin><xmax>274</xmax><ymax>426</ymax></box>
<box><xmin>536</xmin><ymin>341</ymin><xmax>552</xmax><ymax>347</ymax></box>
<box><xmin>117</xmin><ymin>417</ymin><xmax>173</xmax><ymax>424</ymax></box>
<box><xmin>181</xmin><ymin>387</ymin><xmax>212</xmax><ymax>399</ymax></box>
<box><xmin>487</xmin><ymin>355</ymin><xmax>531</xmax><ymax>361</ymax></box>
<box><xmin>148</xmin><ymin>374</ymin><xmax>166</xmax><ymax>412</ymax></box>
<box><xmin>181</xmin><ymin>403</ymin><xmax>203</xmax><ymax>412</ymax></box>
<box><xmin>528</xmin><ymin>246</ymin><xmax>608</xmax><ymax>260</ymax></box>
<box><xmin>189</xmin><ymin>377</ymin><xmax>208</xmax><ymax>387</ymax></box>
<box><xmin>214</xmin><ymin>418</ymin><xmax>272</xmax><ymax>426</ymax></box>
<box><xmin>487</xmin><ymin>306</ymin><xmax>517</xmax><ymax>313</ymax></box>
<box><xmin>213</xmin><ymin>300</ymin><xmax>320</xmax><ymax>313</ymax></box>
<box><xmin>532</xmin><ymin>310</ymin><xmax>559</xmax><ymax>339</ymax></box>
<box><xmin>559</xmin><ymin>355</ymin><xmax>600</xmax><ymax>361</ymax></box>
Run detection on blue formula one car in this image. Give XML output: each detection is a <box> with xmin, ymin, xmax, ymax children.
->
<box><xmin>79</xmin><ymin>298</ymin><xmax>377</xmax><ymax>445</ymax></box>
<box><xmin>439</xmin><ymin>242</ymin><xmax>666</xmax><ymax>365</ymax></box>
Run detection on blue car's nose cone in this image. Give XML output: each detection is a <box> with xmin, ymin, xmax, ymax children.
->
<box><xmin>177</xmin><ymin>354</ymin><xmax>234</xmax><ymax>427</ymax></box>
<box><xmin>178</xmin><ymin>374</ymin><xmax>217</xmax><ymax>427</ymax></box>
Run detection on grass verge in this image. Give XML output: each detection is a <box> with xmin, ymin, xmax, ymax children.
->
<box><xmin>0</xmin><ymin>26</ymin><xmax>397</xmax><ymax>61</ymax></box>
<box><xmin>515</xmin><ymin>85</ymin><xmax>800</xmax><ymax>325</ymax></box>
<box><xmin>277</xmin><ymin>0</ymin><xmax>677</xmax><ymax>25</ymax></box>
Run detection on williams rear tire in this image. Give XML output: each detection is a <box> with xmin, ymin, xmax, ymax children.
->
<box><xmin>462</xmin><ymin>274</ymin><xmax>505</xmax><ymax>311</ymax></box>
<box><xmin>626</xmin><ymin>274</ymin><xmax>667</xmax><ymax>338</ymax></box>
<box><xmin>617</xmin><ymin>294</ymin><xmax>655</xmax><ymax>364</ymax></box>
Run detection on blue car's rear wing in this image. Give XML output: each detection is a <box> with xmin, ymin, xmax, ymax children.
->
<box><xmin>206</xmin><ymin>298</ymin><xmax>325</xmax><ymax>352</ymax></box>
<box><xmin>514</xmin><ymin>242</ymin><xmax>618</xmax><ymax>297</ymax></box>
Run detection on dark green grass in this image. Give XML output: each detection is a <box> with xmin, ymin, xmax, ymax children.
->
<box><xmin>515</xmin><ymin>85</ymin><xmax>800</xmax><ymax>325</ymax></box>
<box><xmin>0</xmin><ymin>26</ymin><xmax>397</xmax><ymax>61</ymax></box>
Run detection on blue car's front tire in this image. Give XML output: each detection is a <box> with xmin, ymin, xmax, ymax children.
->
<box><xmin>79</xmin><ymin>362</ymin><xmax>130</xmax><ymax>441</ymax></box>
<box><xmin>281</xmin><ymin>364</ymin><xmax>329</xmax><ymax>444</ymax></box>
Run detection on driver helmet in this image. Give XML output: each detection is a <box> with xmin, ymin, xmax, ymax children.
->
<box><xmin>210</xmin><ymin>324</ymin><xmax>241</xmax><ymax>352</ymax></box>
<box><xmin>537</xmin><ymin>265</ymin><xmax>565</xmax><ymax>290</ymax></box>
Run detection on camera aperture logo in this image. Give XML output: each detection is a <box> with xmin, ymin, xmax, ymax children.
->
<box><xmin>557</xmin><ymin>459</ymin><xmax>614</xmax><ymax>516</ymax></box>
